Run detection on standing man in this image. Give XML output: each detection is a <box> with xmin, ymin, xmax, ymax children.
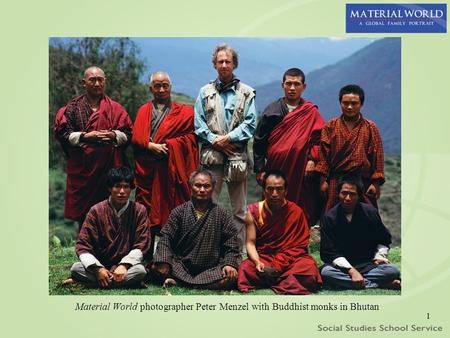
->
<box><xmin>132</xmin><ymin>71</ymin><xmax>198</xmax><ymax>240</ymax></box>
<box><xmin>238</xmin><ymin>170</ymin><xmax>322</xmax><ymax>294</ymax></box>
<box><xmin>54</xmin><ymin>66</ymin><xmax>133</xmax><ymax>226</ymax></box>
<box><xmin>315</xmin><ymin>84</ymin><xmax>385</xmax><ymax>211</ymax></box>
<box><xmin>64</xmin><ymin>167</ymin><xmax>151</xmax><ymax>288</ymax></box>
<box><xmin>253</xmin><ymin>68</ymin><xmax>325</xmax><ymax>225</ymax></box>
<box><xmin>194</xmin><ymin>44</ymin><xmax>257</xmax><ymax>251</ymax></box>
<box><xmin>320</xmin><ymin>175</ymin><xmax>400</xmax><ymax>290</ymax></box>
<box><xmin>151</xmin><ymin>170</ymin><xmax>241</xmax><ymax>290</ymax></box>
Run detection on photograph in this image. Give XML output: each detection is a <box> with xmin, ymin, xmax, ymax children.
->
<box><xmin>49</xmin><ymin>37</ymin><xmax>401</xmax><ymax>297</ymax></box>
<box><xmin>3</xmin><ymin>1</ymin><xmax>449</xmax><ymax>337</ymax></box>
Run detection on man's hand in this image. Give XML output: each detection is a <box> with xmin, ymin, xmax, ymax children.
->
<box><xmin>82</xmin><ymin>131</ymin><xmax>102</xmax><ymax>143</ymax></box>
<box><xmin>320</xmin><ymin>180</ymin><xmax>329</xmax><ymax>196</ymax></box>
<box><xmin>153</xmin><ymin>262</ymin><xmax>171</xmax><ymax>276</ymax></box>
<box><xmin>256</xmin><ymin>171</ymin><xmax>265</xmax><ymax>186</ymax></box>
<box><xmin>305</xmin><ymin>160</ymin><xmax>315</xmax><ymax>178</ymax></box>
<box><xmin>373</xmin><ymin>258</ymin><xmax>390</xmax><ymax>265</ymax></box>
<box><xmin>222</xmin><ymin>265</ymin><xmax>238</xmax><ymax>280</ymax></box>
<box><xmin>147</xmin><ymin>142</ymin><xmax>168</xmax><ymax>156</ymax></box>
<box><xmin>212</xmin><ymin>139</ymin><xmax>237</xmax><ymax>157</ymax></box>
<box><xmin>98</xmin><ymin>130</ymin><xmax>116</xmax><ymax>142</ymax></box>
<box><xmin>82</xmin><ymin>130</ymin><xmax>115</xmax><ymax>144</ymax></box>
<box><xmin>112</xmin><ymin>264</ymin><xmax>128</xmax><ymax>283</ymax></box>
<box><xmin>348</xmin><ymin>267</ymin><xmax>365</xmax><ymax>289</ymax></box>
<box><xmin>255</xmin><ymin>261</ymin><xmax>265</xmax><ymax>273</ymax></box>
<box><xmin>93</xmin><ymin>267</ymin><xmax>113</xmax><ymax>288</ymax></box>
<box><xmin>366</xmin><ymin>183</ymin><xmax>380</xmax><ymax>200</ymax></box>
<box><xmin>213</xmin><ymin>135</ymin><xmax>231</xmax><ymax>148</ymax></box>
<box><xmin>220</xmin><ymin>143</ymin><xmax>237</xmax><ymax>157</ymax></box>
<box><xmin>212</xmin><ymin>135</ymin><xmax>236</xmax><ymax>156</ymax></box>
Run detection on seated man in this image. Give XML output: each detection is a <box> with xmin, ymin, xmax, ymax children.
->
<box><xmin>151</xmin><ymin>169</ymin><xmax>241</xmax><ymax>289</ymax></box>
<box><xmin>64</xmin><ymin>167</ymin><xmax>151</xmax><ymax>288</ymax></box>
<box><xmin>320</xmin><ymin>175</ymin><xmax>401</xmax><ymax>290</ymax></box>
<box><xmin>238</xmin><ymin>170</ymin><xmax>322</xmax><ymax>294</ymax></box>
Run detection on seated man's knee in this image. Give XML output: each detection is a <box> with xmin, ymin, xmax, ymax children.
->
<box><xmin>238</xmin><ymin>259</ymin><xmax>255</xmax><ymax>272</ymax></box>
<box><xmin>129</xmin><ymin>264</ymin><xmax>147</xmax><ymax>280</ymax></box>
<box><xmin>70</xmin><ymin>262</ymin><xmax>85</xmax><ymax>277</ymax></box>
<box><xmin>320</xmin><ymin>264</ymin><xmax>340</xmax><ymax>279</ymax></box>
<box><xmin>379</xmin><ymin>264</ymin><xmax>400</xmax><ymax>279</ymax></box>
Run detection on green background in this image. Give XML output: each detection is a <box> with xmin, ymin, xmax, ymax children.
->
<box><xmin>2</xmin><ymin>0</ymin><xmax>449</xmax><ymax>337</ymax></box>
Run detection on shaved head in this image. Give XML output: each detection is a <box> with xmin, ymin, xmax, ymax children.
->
<box><xmin>84</xmin><ymin>66</ymin><xmax>105</xmax><ymax>79</ymax></box>
<box><xmin>82</xmin><ymin>66</ymin><xmax>106</xmax><ymax>98</ymax></box>
<box><xmin>150</xmin><ymin>71</ymin><xmax>171</xmax><ymax>84</ymax></box>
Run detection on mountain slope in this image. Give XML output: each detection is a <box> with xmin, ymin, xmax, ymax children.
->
<box><xmin>255</xmin><ymin>38</ymin><xmax>401</xmax><ymax>154</ymax></box>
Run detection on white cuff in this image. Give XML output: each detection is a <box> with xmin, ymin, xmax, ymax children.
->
<box><xmin>374</xmin><ymin>244</ymin><xmax>389</xmax><ymax>260</ymax></box>
<box><xmin>79</xmin><ymin>253</ymin><xmax>103</xmax><ymax>269</ymax></box>
<box><xmin>113</xmin><ymin>130</ymin><xmax>128</xmax><ymax>146</ymax></box>
<box><xmin>119</xmin><ymin>249</ymin><xmax>143</xmax><ymax>266</ymax></box>
<box><xmin>333</xmin><ymin>257</ymin><xmax>353</xmax><ymax>269</ymax></box>
<box><xmin>68</xmin><ymin>132</ymin><xmax>83</xmax><ymax>146</ymax></box>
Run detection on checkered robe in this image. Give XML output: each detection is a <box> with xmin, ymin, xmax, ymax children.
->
<box><xmin>153</xmin><ymin>201</ymin><xmax>241</xmax><ymax>285</ymax></box>
<box><xmin>315</xmin><ymin>114</ymin><xmax>385</xmax><ymax>211</ymax></box>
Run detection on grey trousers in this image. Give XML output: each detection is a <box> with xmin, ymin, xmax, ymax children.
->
<box><xmin>321</xmin><ymin>263</ymin><xmax>400</xmax><ymax>289</ymax></box>
<box><xmin>208</xmin><ymin>165</ymin><xmax>247</xmax><ymax>252</ymax></box>
<box><xmin>70</xmin><ymin>262</ymin><xmax>147</xmax><ymax>287</ymax></box>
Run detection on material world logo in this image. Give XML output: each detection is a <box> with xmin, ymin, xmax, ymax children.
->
<box><xmin>346</xmin><ymin>3</ymin><xmax>447</xmax><ymax>33</ymax></box>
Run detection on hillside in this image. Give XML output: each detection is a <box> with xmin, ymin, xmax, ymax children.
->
<box><xmin>255</xmin><ymin>38</ymin><xmax>401</xmax><ymax>155</ymax></box>
<box><xmin>134</xmin><ymin>38</ymin><xmax>376</xmax><ymax>98</ymax></box>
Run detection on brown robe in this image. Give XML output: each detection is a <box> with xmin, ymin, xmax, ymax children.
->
<box><xmin>76</xmin><ymin>200</ymin><xmax>151</xmax><ymax>269</ymax></box>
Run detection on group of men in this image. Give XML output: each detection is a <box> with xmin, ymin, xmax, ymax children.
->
<box><xmin>56</xmin><ymin>43</ymin><xmax>400</xmax><ymax>293</ymax></box>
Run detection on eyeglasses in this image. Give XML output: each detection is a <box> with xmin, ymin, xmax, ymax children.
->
<box><xmin>283</xmin><ymin>81</ymin><xmax>303</xmax><ymax>88</ymax></box>
<box><xmin>86</xmin><ymin>76</ymin><xmax>106</xmax><ymax>84</ymax></box>
<box><xmin>152</xmin><ymin>83</ymin><xmax>170</xmax><ymax>90</ymax></box>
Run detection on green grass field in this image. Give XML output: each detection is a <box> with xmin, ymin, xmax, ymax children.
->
<box><xmin>49</xmin><ymin>243</ymin><xmax>401</xmax><ymax>296</ymax></box>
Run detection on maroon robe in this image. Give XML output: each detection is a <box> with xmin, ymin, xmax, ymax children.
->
<box><xmin>265</xmin><ymin>100</ymin><xmax>324</xmax><ymax>225</ymax></box>
<box><xmin>132</xmin><ymin>101</ymin><xmax>198</xmax><ymax>231</ymax></box>
<box><xmin>76</xmin><ymin>200</ymin><xmax>151</xmax><ymax>269</ymax></box>
<box><xmin>238</xmin><ymin>200</ymin><xmax>322</xmax><ymax>294</ymax></box>
<box><xmin>54</xmin><ymin>95</ymin><xmax>133</xmax><ymax>222</ymax></box>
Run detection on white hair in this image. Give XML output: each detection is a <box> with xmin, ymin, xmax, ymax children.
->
<box><xmin>149</xmin><ymin>71</ymin><xmax>171</xmax><ymax>84</ymax></box>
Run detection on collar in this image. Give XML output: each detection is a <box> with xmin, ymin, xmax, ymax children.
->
<box><xmin>341</xmin><ymin>112</ymin><xmax>362</xmax><ymax>124</ymax></box>
<box><xmin>152</xmin><ymin>99</ymin><xmax>171</xmax><ymax>112</ymax></box>
<box><xmin>108</xmin><ymin>197</ymin><xmax>130</xmax><ymax>217</ymax></box>
<box><xmin>337</xmin><ymin>202</ymin><xmax>361</xmax><ymax>222</ymax></box>
<box><xmin>262</xmin><ymin>199</ymin><xmax>287</xmax><ymax>214</ymax></box>
<box><xmin>214</xmin><ymin>76</ymin><xmax>240</xmax><ymax>93</ymax></box>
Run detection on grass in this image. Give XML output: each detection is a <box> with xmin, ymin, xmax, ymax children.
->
<box><xmin>49</xmin><ymin>244</ymin><xmax>401</xmax><ymax>296</ymax></box>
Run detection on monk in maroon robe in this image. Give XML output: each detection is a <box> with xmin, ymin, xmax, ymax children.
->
<box><xmin>253</xmin><ymin>68</ymin><xmax>324</xmax><ymax>225</ymax></box>
<box><xmin>315</xmin><ymin>84</ymin><xmax>384</xmax><ymax>211</ymax></box>
<box><xmin>54</xmin><ymin>66</ymin><xmax>133</xmax><ymax>224</ymax></box>
<box><xmin>238</xmin><ymin>170</ymin><xmax>322</xmax><ymax>294</ymax></box>
<box><xmin>132</xmin><ymin>71</ymin><xmax>198</xmax><ymax>235</ymax></box>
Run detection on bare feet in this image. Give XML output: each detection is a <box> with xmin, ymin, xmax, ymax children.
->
<box><xmin>381</xmin><ymin>279</ymin><xmax>401</xmax><ymax>290</ymax></box>
<box><xmin>257</xmin><ymin>266</ymin><xmax>281</xmax><ymax>280</ymax></box>
<box><xmin>163</xmin><ymin>278</ymin><xmax>177</xmax><ymax>288</ymax></box>
<box><xmin>61</xmin><ymin>278</ymin><xmax>76</xmax><ymax>287</ymax></box>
